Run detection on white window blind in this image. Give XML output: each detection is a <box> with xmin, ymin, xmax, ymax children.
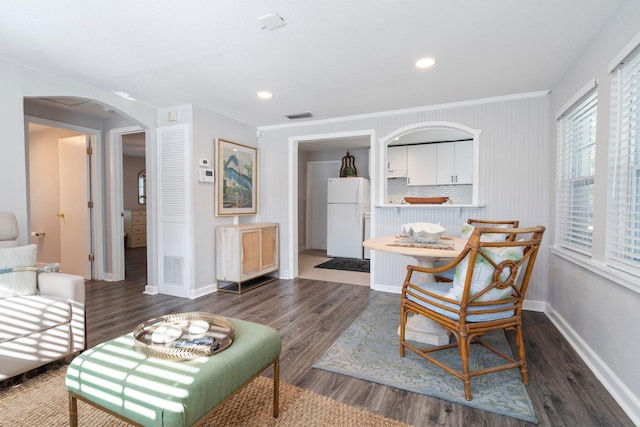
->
<box><xmin>608</xmin><ymin>46</ymin><xmax>640</xmax><ymax>274</ymax></box>
<box><xmin>556</xmin><ymin>89</ymin><xmax>597</xmax><ymax>254</ymax></box>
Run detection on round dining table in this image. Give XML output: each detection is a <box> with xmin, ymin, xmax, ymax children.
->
<box><xmin>363</xmin><ymin>234</ymin><xmax>467</xmax><ymax>345</ymax></box>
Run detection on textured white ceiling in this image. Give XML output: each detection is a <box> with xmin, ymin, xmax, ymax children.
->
<box><xmin>1</xmin><ymin>1</ymin><xmax>625</xmax><ymax>127</ymax></box>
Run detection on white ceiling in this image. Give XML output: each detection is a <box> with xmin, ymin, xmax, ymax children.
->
<box><xmin>1</xmin><ymin>1</ymin><xmax>625</xmax><ymax>128</ymax></box>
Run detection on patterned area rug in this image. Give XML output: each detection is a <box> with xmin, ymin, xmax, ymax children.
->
<box><xmin>313</xmin><ymin>293</ymin><xmax>538</xmax><ymax>423</ymax></box>
<box><xmin>314</xmin><ymin>257</ymin><xmax>370</xmax><ymax>273</ymax></box>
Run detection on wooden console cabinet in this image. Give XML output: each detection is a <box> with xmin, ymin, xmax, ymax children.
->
<box><xmin>216</xmin><ymin>223</ymin><xmax>279</xmax><ymax>293</ymax></box>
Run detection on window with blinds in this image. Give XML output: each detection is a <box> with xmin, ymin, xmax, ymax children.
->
<box><xmin>608</xmin><ymin>46</ymin><xmax>640</xmax><ymax>274</ymax></box>
<box><xmin>556</xmin><ymin>89</ymin><xmax>597</xmax><ymax>254</ymax></box>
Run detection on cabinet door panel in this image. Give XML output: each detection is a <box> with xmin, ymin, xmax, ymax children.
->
<box><xmin>407</xmin><ymin>144</ymin><xmax>437</xmax><ymax>185</ymax></box>
<box><xmin>454</xmin><ymin>140</ymin><xmax>473</xmax><ymax>184</ymax></box>
<box><xmin>436</xmin><ymin>141</ymin><xmax>473</xmax><ymax>184</ymax></box>
<box><xmin>436</xmin><ymin>143</ymin><xmax>455</xmax><ymax>184</ymax></box>
<box><xmin>387</xmin><ymin>146</ymin><xmax>407</xmax><ymax>177</ymax></box>
<box><xmin>261</xmin><ymin>227</ymin><xmax>277</xmax><ymax>268</ymax></box>
<box><xmin>241</xmin><ymin>230</ymin><xmax>261</xmax><ymax>275</ymax></box>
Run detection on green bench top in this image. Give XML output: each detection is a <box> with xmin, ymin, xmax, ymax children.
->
<box><xmin>66</xmin><ymin>318</ymin><xmax>281</xmax><ymax>426</ymax></box>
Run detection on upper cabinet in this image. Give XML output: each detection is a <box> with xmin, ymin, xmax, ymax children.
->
<box><xmin>435</xmin><ymin>140</ymin><xmax>473</xmax><ymax>184</ymax></box>
<box><xmin>387</xmin><ymin>146</ymin><xmax>407</xmax><ymax>177</ymax></box>
<box><xmin>400</xmin><ymin>141</ymin><xmax>472</xmax><ymax>186</ymax></box>
<box><xmin>381</xmin><ymin>123</ymin><xmax>481</xmax><ymax>205</ymax></box>
<box><xmin>406</xmin><ymin>144</ymin><xmax>437</xmax><ymax>185</ymax></box>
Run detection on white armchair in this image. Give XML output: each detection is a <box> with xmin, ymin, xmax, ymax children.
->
<box><xmin>0</xmin><ymin>211</ymin><xmax>85</xmax><ymax>380</ymax></box>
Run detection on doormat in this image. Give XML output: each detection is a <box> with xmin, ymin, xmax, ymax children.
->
<box><xmin>315</xmin><ymin>258</ymin><xmax>370</xmax><ymax>273</ymax></box>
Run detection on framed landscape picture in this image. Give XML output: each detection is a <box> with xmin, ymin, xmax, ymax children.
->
<box><xmin>216</xmin><ymin>138</ymin><xmax>257</xmax><ymax>216</ymax></box>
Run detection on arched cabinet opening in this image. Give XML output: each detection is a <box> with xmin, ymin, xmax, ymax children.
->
<box><xmin>380</xmin><ymin>122</ymin><xmax>481</xmax><ymax>205</ymax></box>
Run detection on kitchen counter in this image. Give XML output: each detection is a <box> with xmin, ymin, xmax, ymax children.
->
<box><xmin>377</xmin><ymin>203</ymin><xmax>485</xmax><ymax>208</ymax></box>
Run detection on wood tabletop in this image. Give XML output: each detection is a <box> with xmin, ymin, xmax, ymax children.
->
<box><xmin>363</xmin><ymin>235</ymin><xmax>467</xmax><ymax>260</ymax></box>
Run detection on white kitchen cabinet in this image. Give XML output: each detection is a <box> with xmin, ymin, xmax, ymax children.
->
<box><xmin>216</xmin><ymin>223</ymin><xmax>279</xmax><ymax>293</ymax></box>
<box><xmin>387</xmin><ymin>145</ymin><xmax>407</xmax><ymax>178</ymax></box>
<box><xmin>436</xmin><ymin>141</ymin><xmax>473</xmax><ymax>184</ymax></box>
<box><xmin>407</xmin><ymin>144</ymin><xmax>437</xmax><ymax>185</ymax></box>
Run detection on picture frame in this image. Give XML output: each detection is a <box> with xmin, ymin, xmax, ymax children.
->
<box><xmin>216</xmin><ymin>138</ymin><xmax>257</xmax><ymax>216</ymax></box>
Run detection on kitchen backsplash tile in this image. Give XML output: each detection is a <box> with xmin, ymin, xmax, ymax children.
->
<box><xmin>387</xmin><ymin>178</ymin><xmax>472</xmax><ymax>204</ymax></box>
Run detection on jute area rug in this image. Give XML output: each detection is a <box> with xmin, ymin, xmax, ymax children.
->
<box><xmin>0</xmin><ymin>365</ymin><xmax>410</xmax><ymax>427</ymax></box>
<box><xmin>313</xmin><ymin>293</ymin><xmax>538</xmax><ymax>424</ymax></box>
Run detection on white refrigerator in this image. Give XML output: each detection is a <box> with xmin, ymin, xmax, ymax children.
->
<box><xmin>327</xmin><ymin>177</ymin><xmax>370</xmax><ymax>259</ymax></box>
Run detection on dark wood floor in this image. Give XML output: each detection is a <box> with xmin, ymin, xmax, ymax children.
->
<box><xmin>82</xmin><ymin>247</ymin><xmax>633</xmax><ymax>427</ymax></box>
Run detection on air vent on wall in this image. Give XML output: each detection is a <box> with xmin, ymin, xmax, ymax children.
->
<box><xmin>284</xmin><ymin>112</ymin><xmax>313</xmax><ymax>120</ymax></box>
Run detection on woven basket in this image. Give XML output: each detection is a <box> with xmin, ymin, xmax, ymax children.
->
<box><xmin>133</xmin><ymin>312</ymin><xmax>234</xmax><ymax>360</ymax></box>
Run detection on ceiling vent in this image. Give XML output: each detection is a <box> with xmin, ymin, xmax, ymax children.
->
<box><xmin>284</xmin><ymin>112</ymin><xmax>313</xmax><ymax>120</ymax></box>
<box><xmin>258</xmin><ymin>12</ymin><xmax>286</xmax><ymax>30</ymax></box>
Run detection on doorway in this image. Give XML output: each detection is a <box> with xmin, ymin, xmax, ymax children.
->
<box><xmin>292</xmin><ymin>131</ymin><xmax>374</xmax><ymax>286</ymax></box>
<box><xmin>27</xmin><ymin>123</ymin><xmax>97</xmax><ymax>279</ymax></box>
<box><xmin>121</xmin><ymin>132</ymin><xmax>147</xmax><ymax>280</ymax></box>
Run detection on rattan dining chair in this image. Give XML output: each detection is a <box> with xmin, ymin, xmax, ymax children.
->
<box><xmin>435</xmin><ymin>219</ymin><xmax>520</xmax><ymax>282</ymax></box>
<box><xmin>400</xmin><ymin>225</ymin><xmax>545</xmax><ymax>400</ymax></box>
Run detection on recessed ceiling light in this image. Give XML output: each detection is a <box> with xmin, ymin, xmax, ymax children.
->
<box><xmin>415</xmin><ymin>57</ymin><xmax>436</xmax><ymax>69</ymax></box>
<box><xmin>257</xmin><ymin>91</ymin><xmax>273</xmax><ymax>99</ymax></box>
<box><xmin>113</xmin><ymin>91</ymin><xmax>136</xmax><ymax>101</ymax></box>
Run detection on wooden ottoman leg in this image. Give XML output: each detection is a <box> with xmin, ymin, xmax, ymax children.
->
<box><xmin>273</xmin><ymin>357</ymin><xmax>280</xmax><ymax>418</ymax></box>
<box><xmin>69</xmin><ymin>393</ymin><xmax>78</xmax><ymax>427</ymax></box>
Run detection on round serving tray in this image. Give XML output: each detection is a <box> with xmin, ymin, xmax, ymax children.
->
<box><xmin>133</xmin><ymin>312</ymin><xmax>234</xmax><ymax>360</ymax></box>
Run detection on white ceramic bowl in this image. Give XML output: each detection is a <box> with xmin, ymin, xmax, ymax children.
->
<box><xmin>401</xmin><ymin>223</ymin><xmax>445</xmax><ymax>243</ymax></box>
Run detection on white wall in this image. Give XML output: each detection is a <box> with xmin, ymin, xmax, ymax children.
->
<box><xmin>0</xmin><ymin>62</ymin><xmax>30</xmax><ymax>238</ymax></box>
<box><xmin>191</xmin><ymin>105</ymin><xmax>257</xmax><ymax>296</ymax></box>
<box><xmin>547</xmin><ymin>1</ymin><xmax>640</xmax><ymax>422</ymax></box>
<box><xmin>258</xmin><ymin>95</ymin><xmax>550</xmax><ymax>299</ymax></box>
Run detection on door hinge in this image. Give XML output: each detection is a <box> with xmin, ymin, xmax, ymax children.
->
<box><xmin>88</xmin><ymin>254</ymin><xmax>94</xmax><ymax>261</ymax></box>
<box><xmin>88</xmin><ymin>201</ymin><xmax>94</xmax><ymax>208</ymax></box>
<box><xmin>86</xmin><ymin>146</ymin><xmax>93</xmax><ymax>155</ymax></box>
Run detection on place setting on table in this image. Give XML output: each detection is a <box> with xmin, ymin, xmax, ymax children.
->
<box><xmin>363</xmin><ymin>222</ymin><xmax>467</xmax><ymax>282</ymax></box>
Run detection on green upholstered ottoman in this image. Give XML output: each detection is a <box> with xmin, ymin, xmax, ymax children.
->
<box><xmin>65</xmin><ymin>318</ymin><xmax>281</xmax><ymax>426</ymax></box>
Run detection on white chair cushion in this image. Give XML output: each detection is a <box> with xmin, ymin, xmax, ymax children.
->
<box><xmin>0</xmin><ymin>244</ymin><xmax>38</xmax><ymax>297</ymax></box>
<box><xmin>434</xmin><ymin>224</ymin><xmax>513</xmax><ymax>280</ymax></box>
<box><xmin>407</xmin><ymin>281</ymin><xmax>515</xmax><ymax>322</ymax></box>
<box><xmin>450</xmin><ymin>245</ymin><xmax>524</xmax><ymax>302</ymax></box>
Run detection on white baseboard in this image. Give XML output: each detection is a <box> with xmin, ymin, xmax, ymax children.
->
<box><xmin>190</xmin><ymin>283</ymin><xmax>218</xmax><ymax>298</ymax></box>
<box><xmin>522</xmin><ymin>298</ymin><xmax>546</xmax><ymax>312</ymax></box>
<box><xmin>143</xmin><ymin>284</ymin><xmax>159</xmax><ymax>295</ymax></box>
<box><xmin>545</xmin><ymin>307</ymin><xmax>640</xmax><ymax>426</ymax></box>
<box><xmin>371</xmin><ymin>283</ymin><xmax>401</xmax><ymax>294</ymax></box>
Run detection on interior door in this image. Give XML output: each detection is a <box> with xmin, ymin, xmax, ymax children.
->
<box><xmin>58</xmin><ymin>136</ymin><xmax>91</xmax><ymax>279</ymax></box>
<box><xmin>306</xmin><ymin>160</ymin><xmax>340</xmax><ymax>250</ymax></box>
